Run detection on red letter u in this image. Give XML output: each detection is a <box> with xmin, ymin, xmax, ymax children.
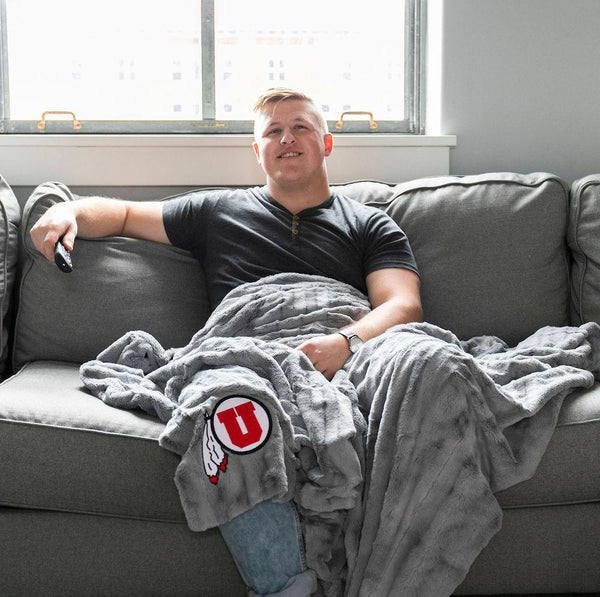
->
<box><xmin>216</xmin><ymin>401</ymin><xmax>263</xmax><ymax>449</ymax></box>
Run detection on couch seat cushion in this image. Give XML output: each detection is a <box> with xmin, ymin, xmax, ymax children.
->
<box><xmin>2</xmin><ymin>361</ymin><xmax>599</xmax><ymax>519</ymax></box>
<box><xmin>496</xmin><ymin>382</ymin><xmax>600</xmax><ymax>508</ymax></box>
<box><xmin>0</xmin><ymin>361</ymin><xmax>186</xmax><ymax>523</ymax></box>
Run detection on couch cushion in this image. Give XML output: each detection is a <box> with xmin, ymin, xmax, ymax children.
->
<box><xmin>332</xmin><ymin>180</ymin><xmax>395</xmax><ymax>205</ymax></box>
<box><xmin>1</xmin><ymin>361</ymin><xmax>597</xmax><ymax>521</ymax></box>
<box><xmin>380</xmin><ymin>173</ymin><xmax>570</xmax><ymax>345</ymax></box>
<box><xmin>0</xmin><ymin>360</ymin><xmax>187</xmax><ymax>522</ymax></box>
<box><xmin>0</xmin><ymin>175</ymin><xmax>21</xmax><ymax>378</ymax></box>
<box><xmin>495</xmin><ymin>381</ymin><xmax>600</xmax><ymax>508</ymax></box>
<box><xmin>13</xmin><ymin>182</ymin><xmax>209</xmax><ymax>369</ymax></box>
<box><xmin>0</xmin><ymin>507</ymin><xmax>245</xmax><ymax>597</ymax></box>
<box><xmin>568</xmin><ymin>174</ymin><xmax>600</xmax><ymax>326</ymax></box>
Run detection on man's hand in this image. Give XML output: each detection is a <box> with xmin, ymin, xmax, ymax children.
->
<box><xmin>30</xmin><ymin>203</ymin><xmax>78</xmax><ymax>263</ymax></box>
<box><xmin>296</xmin><ymin>333</ymin><xmax>351</xmax><ymax>380</ymax></box>
<box><xmin>297</xmin><ymin>268</ymin><xmax>422</xmax><ymax>380</ymax></box>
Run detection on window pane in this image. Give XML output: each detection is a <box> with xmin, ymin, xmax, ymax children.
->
<box><xmin>214</xmin><ymin>0</ymin><xmax>406</xmax><ymax>122</ymax></box>
<box><xmin>5</xmin><ymin>0</ymin><xmax>202</xmax><ymax>120</ymax></box>
<box><xmin>3</xmin><ymin>0</ymin><xmax>417</xmax><ymax>131</ymax></box>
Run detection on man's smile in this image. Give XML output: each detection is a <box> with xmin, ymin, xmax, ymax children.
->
<box><xmin>278</xmin><ymin>151</ymin><xmax>302</xmax><ymax>159</ymax></box>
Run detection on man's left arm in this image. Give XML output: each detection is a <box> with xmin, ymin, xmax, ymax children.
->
<box><xmin>297</xmin><ymin>268</ymin><xmax>423</xmax><ymax>380</ymax></box>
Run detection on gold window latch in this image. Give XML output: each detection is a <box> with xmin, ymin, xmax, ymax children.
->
<box><xmin>37</xmin><ymin>110</ymin><xmax>82</xmax><ymax>131</ymax></box>
<box><xmin>335</xmin><ymin>111</ymin><xmax>378</xmax><ymax>131</ymax></box>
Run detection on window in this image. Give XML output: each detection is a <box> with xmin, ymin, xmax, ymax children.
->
<box><xmin>0</xmin><ymin>0</ymin><xmax>426</xmax><ymax>134</ymax></box>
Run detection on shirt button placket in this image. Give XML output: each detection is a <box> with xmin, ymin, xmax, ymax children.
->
<box><xmin>292</xmin><ymin>215</ymin><xmax>300</xmax><ymax>237</ymax></box>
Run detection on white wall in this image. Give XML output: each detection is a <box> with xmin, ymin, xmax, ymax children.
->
<box><xmin>441</xmin><ymin>0</ymin><xmax>600</xmax><ymax>184</ymax></box>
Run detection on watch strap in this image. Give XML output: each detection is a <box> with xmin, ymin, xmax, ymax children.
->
<box><xmin>338</xmin><ymin>330</ymin><xmax>363</xmax><ymax>353</ymax></box>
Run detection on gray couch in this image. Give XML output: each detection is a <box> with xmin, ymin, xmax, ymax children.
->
<box><xmin>0</xmin><ymin>172</ymin><xmax>598</xmax><ymax>596</ymax></box>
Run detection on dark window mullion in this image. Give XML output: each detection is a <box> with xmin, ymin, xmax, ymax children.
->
<box><xmin>201</xmin><ymin>0</ymin><xmax>216</xmax><ymax>121</ymax></box>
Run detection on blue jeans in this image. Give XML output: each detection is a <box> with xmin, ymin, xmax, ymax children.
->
<box><xmin>219</xmin><ymin>500</ymin><xmax>317</xmax><ymax>596</ymax></box>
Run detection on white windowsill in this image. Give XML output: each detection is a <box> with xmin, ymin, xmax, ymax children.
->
<box><xmin>0</xmin><ymin>133</ymin><xmax>456</xmax><ymax>147</ymax></box>
<box><xmin>0</xmin><ymin>134</ymin><xmax>457</xmax><ymax>186</ymax></box>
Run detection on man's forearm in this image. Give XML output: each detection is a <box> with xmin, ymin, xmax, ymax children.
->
<box><xmin>70</xmin><ymin>197</ymin><xmax>130</xmax><ymax>239</ymax></box>
<box><xmin>342</xmin><ymin>295</ymin><xmax>423</xmax><ymax>343</ymax></box>
<box><xmin>30</xmin><ymin>197</ymin><xmax>131</xmax><ymax>262</ymax></box>
<box><xmin>31</xmin><ymin>197</ymin><xmax>168</xmax><ymax>262</ymax></box>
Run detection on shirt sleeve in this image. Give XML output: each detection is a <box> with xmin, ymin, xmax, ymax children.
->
<box><xmin>162</xmin><ymin>193</ymin><xmax>212</xmax><ymax>254</ymax></box>
<box><xmin>362</xmin><ymin>209</ymin><xmax>420</xmax><ymax>277</ymax></box>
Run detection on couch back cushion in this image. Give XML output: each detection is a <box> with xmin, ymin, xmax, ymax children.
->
<box><xmin>0</xmin><ymin>176</ymin><xmax>22</xmax><ymax>377</ymax></box>
<box><xmin>332</xmin><ymin>180</ymin><xmax>396</xmax><ymax>205</ymax></box>
<box><xmin>568</xmin><ymin>175</ymin><xmax>600</xmax><ymax>326</ymax></box>
<box><xmin>377</xmin><ymin>173</ymin><xmax>570</xmax><ymax>346</ymax></box>
<box><xmin>14</xmin><ymin>174</ymin><xmax>571</xmax><ymax>367</ymax></box>
<box><xmin>14</xmin><ymin>182</ymin><xmax>209</xmax><ymax>369</ymax></box>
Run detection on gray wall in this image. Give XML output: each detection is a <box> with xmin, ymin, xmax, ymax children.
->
<box><xmin>441</xmin><ymin>0</ymin><xmax>600</xmax><ymax>184</ymax></box>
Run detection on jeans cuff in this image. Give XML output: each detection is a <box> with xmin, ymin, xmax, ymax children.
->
<box><xmin>248</xmin><ymin>570</ymin><xmax>318</xmax><ymax>597</ymax></box>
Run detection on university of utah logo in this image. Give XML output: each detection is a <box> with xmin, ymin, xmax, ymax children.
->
<box><xmin>202</xmin><ymin>395</ymin><xmax>272</xmax><ymax>485</ymax></box>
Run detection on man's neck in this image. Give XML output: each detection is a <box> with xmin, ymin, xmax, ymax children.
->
<box><xmin>266</xmin><ymin>180</ymin><xmax>331</xmax><ymax>214</ymax></box>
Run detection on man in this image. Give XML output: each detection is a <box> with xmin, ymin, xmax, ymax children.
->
<box><xmin>31</xmin><ymin>88</ymin><xmax>422</xmax><ymax>597</ymax></box>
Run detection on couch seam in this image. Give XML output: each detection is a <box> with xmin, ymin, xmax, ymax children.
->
<box><xmin>501</xmin><ymin>497</ymin><xmax>600</xmax><ymax>511</ymax></box>
<box><xmin>0</xmin><ymin>501</ymin><xmax>186</xmax><ymax>525</ymax></box>
<box><xmin>0</xmin><ymin>415</ymin><xmax>163</xmax><ymax>441</ymax></box>
<box><xmin>0</xmin><ymin>202</ymin><xmax>8</xmax><ymax>367</ymax></box>
<box><xmin>580</xmin><ymin>180</ymin><xmax>600</xmax><ymax>324</ymax></box>
<box><xmin>561</xmin><ymin>178</ymin><xmax>574</xmax><ymax>325</ymax></box>
<box><xmin>11</xmin><ymin>257</ymin><xmax>35</xmax><ymax>372</ymax></box>
<box><xmin>569</xmin><ymin>179</ymin><xmax>596</xmax><ymax>324</ymax></box>
<box><xmin>363</xmin><ymin>173</ymin><xmax>567</xmax><ymax>207</ymax></box>
<box><xmin>0</xmin><ymin>358</ymin><xmax>31</xmax><ymax>386</ymax></box>
<box><xmin>556</xmin><ymin>416</ymin><xmax>600</xmax><ymax>428</ymax></box>
<box><xmin>572</xmin><ymin>181</ymin><xmax>586</xmax><ymax>324</ymax></box>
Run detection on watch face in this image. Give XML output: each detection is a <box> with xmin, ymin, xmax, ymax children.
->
<box><xmin>348</xmin><ymin>334</ymin><xmax>363</xmax><ymax>352</ymax></box>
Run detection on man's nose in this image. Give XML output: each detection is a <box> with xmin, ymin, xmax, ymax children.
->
<box><xmin>280</xmin><ymin>130</ymin><xmax>296</xmax><ymax>144</ymax></box>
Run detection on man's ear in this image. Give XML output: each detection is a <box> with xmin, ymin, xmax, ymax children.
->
<box><xmin>323</xmin><ymin>133</ymin><xmax>333</xmax><ymax>157</ymax></box>
<box><xmin>252</xmin><ymin>142</ymin><xmax>261</xmax><ymax>164</ymax></box>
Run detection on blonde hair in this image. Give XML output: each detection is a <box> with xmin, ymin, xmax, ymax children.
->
<box><xmin>253</xmin><ymin>87</ymin><xmax>329</xmax><ymax>136</ymax></box>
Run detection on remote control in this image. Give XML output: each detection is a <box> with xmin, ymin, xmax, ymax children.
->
<box><xmin>54</xmin><ymin>240</ymin><xmax>73</xmax><ymax>273</ymax></box>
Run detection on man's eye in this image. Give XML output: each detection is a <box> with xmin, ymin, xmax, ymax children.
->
<box><xmin>267</xmin><ymin>128</ymin><xmax>281</xmax><ymax>135</ymax></box>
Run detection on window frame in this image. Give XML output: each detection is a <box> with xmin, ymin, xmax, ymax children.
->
<box><xmin>0</xmin><ymin>0</ymin><xmax>426</xmax><ymax>135</ymax></box>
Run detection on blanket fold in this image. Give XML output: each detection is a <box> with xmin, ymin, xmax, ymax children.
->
<box><xmin>80</xmin><ymin>273</ymin><xmax>600</xmax><ymax>597</ymax></box>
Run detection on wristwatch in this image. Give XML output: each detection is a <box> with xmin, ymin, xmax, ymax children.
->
<box><xmin>338</xmin><ymin>330</ymin><xmax>364</xmax><ymax>354</ymax></box>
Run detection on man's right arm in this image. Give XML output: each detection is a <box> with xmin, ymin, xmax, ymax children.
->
<box><xmin>30</xmin><ymin>198</ymin><xmax>170</xmax><ymax>263</ymax></box>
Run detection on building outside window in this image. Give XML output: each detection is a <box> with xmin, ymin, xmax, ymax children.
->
<box><xmin>0</xmin><ymin>0</ymin><xmax>426</xmax><ymax>134</ymax></box>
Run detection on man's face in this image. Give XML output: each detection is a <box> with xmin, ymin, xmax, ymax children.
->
<box><xmin>253</xmin><ymin>99</ymin><xmax>333</xmax><ymax>194</ymax></box>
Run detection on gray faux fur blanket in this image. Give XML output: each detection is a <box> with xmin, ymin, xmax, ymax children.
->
<box><xmin>80</xmin><ymin>273</ymin><xmax>600</xmax><ymax>597</ymax></box>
